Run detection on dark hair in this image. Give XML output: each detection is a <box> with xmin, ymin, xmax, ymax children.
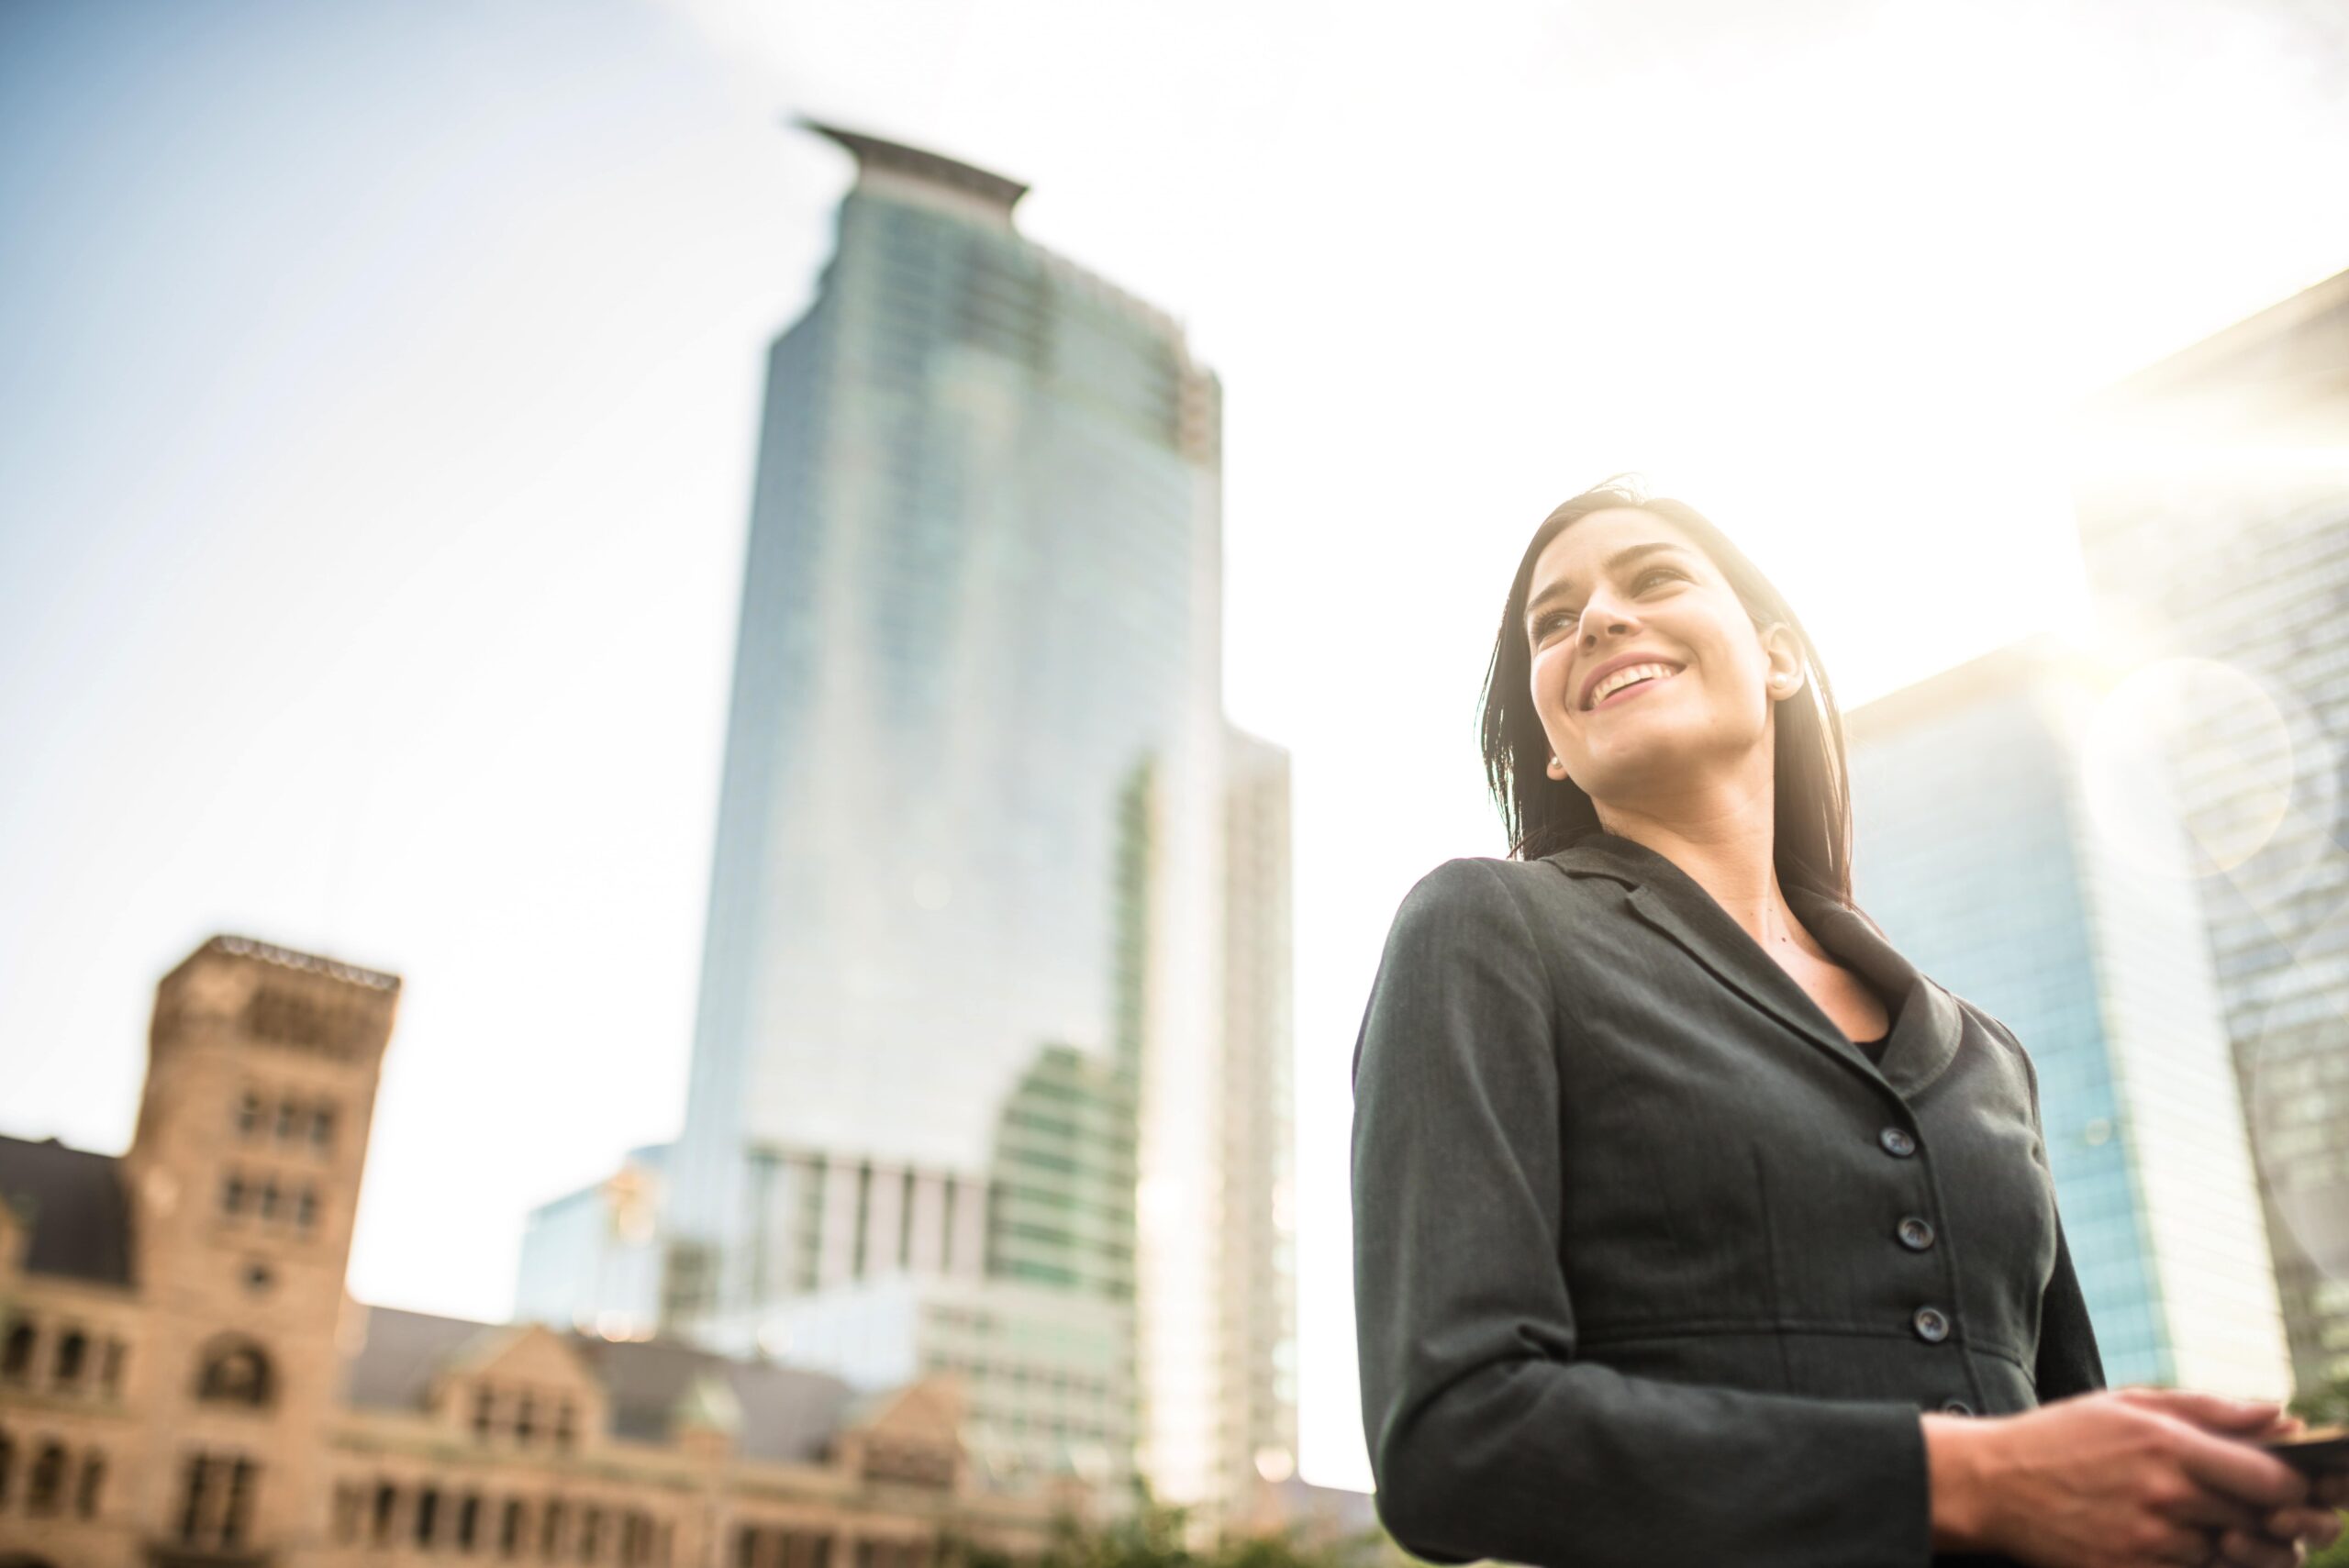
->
<box><xmin>1478</xmin><ymin>476</ymin><xmax>1859</xmax><ymax>904</ymax></box>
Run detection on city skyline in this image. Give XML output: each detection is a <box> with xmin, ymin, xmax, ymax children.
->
<box><xmin>8</xmin><ymin>0</ymin><xmax>2349</xmax><ymax>1497</ymax></box>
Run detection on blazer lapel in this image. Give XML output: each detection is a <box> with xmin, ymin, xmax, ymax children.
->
<box><xmin>1543</xmin><ymin>830</ymin><xmax>1964</xmax><ymax>1098</ymax></box>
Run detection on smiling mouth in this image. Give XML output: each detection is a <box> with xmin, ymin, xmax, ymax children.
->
<box><xmin>1586</xmin><ymin>665</ymin><xmax>1683</xmax><ymax>711</ymax></box>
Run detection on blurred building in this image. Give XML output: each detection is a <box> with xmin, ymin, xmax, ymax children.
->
<box><xmin>518</xmin><ymin>122</ymin><xmax>1296</xmax><ymax>1523</ymax></box>
<box><xmin>0</xmin><ymin>937</ymin><xmax>1088</xmax><ymax>1566</ymax></box>
<box><xmin>1844</xmin><ymin>638</ymin><xmax>2294</xmax><ymax>1396</ymax></box>
<box><xmin>2072</xmin><ymin>263</ymin><xmax>2349</xmax><ymax>1395</ymax></box>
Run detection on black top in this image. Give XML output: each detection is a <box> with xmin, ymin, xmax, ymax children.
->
<box><xmin>1350</xmin><ymin>833</ymin><xmax>2105</xmax><ymax>1568</ymax></box>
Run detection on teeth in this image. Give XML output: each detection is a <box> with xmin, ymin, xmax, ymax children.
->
<box><xmin>1591</xmin><ymin>663</ymin><xmax>1678</xmax><ymax>706</ymax></box>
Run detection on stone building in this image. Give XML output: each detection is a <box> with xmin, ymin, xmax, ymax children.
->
<box><xmin>0</xmin><ymin>936</ymin><xmax>1091</xmax><ymax>1567</ymax></box>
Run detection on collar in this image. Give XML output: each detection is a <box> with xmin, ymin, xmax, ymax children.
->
<box><xmin>1541</xmin><ymin>829</ymin><xmax>1965</xmax><ymax>1097</ymax></box>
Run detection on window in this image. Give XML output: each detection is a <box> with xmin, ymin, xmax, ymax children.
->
<box><xmin>1</xmin><ymin>1322</ymin><xmax>32</xmax><ymax>1382</ymax></box>
<box><xmin>53</xmin><ymin>1329</ymin><xmax>86</xmax><ymax>1386</ymax></box>
<box><xmin>473</xmin><ymin>1384</ymin><xmax>495</xmax><ymax>1440</ymax></box>
<box><xmin>555</xmin><ymin>1400</ymin><xmax>576</xmax><ymax>1451</ymax></box>
<box><xmin>27</xmin><ymin>1442</ymin><xmax>64</xmax><ymax>1515</ymax></box>
<box><xmin>541</xmin><ymin>1500</ymin><xmax>567</xmax><ymax>1558</ymax></box>
<box><xmin>175</xmin><ymin>1451</ymin><xmax>254</xmax><ymax>1545</ymax></box>
<box><xmin>457</xmin><ymin>1492</ymin><xmax>481</xmax><ymax>1550</ymax></box>
<box><xmin>223</xmin><ymin>1458</ymin><xmax>256</xmax><ymax>1547</ymax></box>
<box><xmin>295</xmin><ymin>1187</ymin><xmax>317</xmax><ymax>1233</ymax></box>
<box><xmin>579</xmin><ymin>1506</ymin><xmax>604</xmax><ymax>1562</ymax></box>
<box><xmin>275</xmin><ymin>1100</ymin><xmax>299</xmax><ymax>1140</ymax></box>
<box><xmin>373</xmin><ymin>1482</ymin><xmax>397</xmax><ymax>1544</ymax></box>
<box><xmin>515</xmin><ymin>1392</ymin><xmax>536</xmax><ymax>1444</ymax></box>
<box><xmin>99</xmin><ymin>1338</ymin><xmax>126</xmax><ymax>1395</ymax></box>
<box><xmin>310</xmin><ymin>1106</ymin><xmax>336</xmax><ymax>1151</ymax></box>
<box><xmin>499</xmin><ymin>1496</ymin><xmax>526</xmax><ymax>1557</ymax></box>
<box><xmin>258</xmin><ymin>1180</ymin><xmax>280</xmax><ymax>1221</ymax></box>
<box><xmin>415</xmin><ymin>1485</ymin><xmax>440</xmax><ymax>1547</ymax></box>
<box><xmin>333</xmin><ymin>1481</ymin><xmax>364</xmax><ymax>1543</ymax></box>
<box><xmin>220</xmin><ymin>1173</ymin><xmax>246</xmax><ymax>1217</ymax></box>
<box><xmin>0</xmin><ymin>1429</ymin><xmax>13</xmax><ymax>1505</ymax></box>
<box><xmin>75</xmin><ymin>1451</ymin><xmax>104</xmax><ymax>1518</ymax></box>
<box><xmin>195</xmin><ymin>1340</ymin><xmax>273</xmax><ymax>1407</ymax></box>
<box><xmin>237</xmin><ymin>1092</ymin><xmax>262</xmax><ymax>1137</ymax></box>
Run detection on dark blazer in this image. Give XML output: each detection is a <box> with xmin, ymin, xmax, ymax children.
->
<box><xmin>1350</xmin><ymin>829</ymin><xmax>2105</xmax><ymax>1568</ymax></box>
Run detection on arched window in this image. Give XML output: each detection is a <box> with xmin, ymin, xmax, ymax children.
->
<box><xmin>499</xmin><ymin>1497</ymin><xmax>527</xmax><ymax>1557</ymax></box>
<box><xmin>74</xmin><ymin>1452</ymin><xmax>103</xmax><ymax>1518</ymax></box>
<box><xmin>27</xmin><ymin>1443</ymin><xmax>64</xmax><ymax>1515</ymax></box>
<box><xmin>52</xmin><ymin>1330</ymin><xmax>85</xmax><ymax>1386</ymax></box>
<box><xmin>2</xmin><ymin>1322</ymin><xmax>36</xmax><ymax>1382</ymax></box>
<box><xmin>372</xmin><ymin>1482</ymin><xmax>397</xmax><ymax>1545</ymax></box>
<box><xmin>414</xmin><ymin>1485</ymin><xmax>440</xmax><ymax>1547</ymax></box>
<box><xmin>195</xmin><ymin>1339</ymin><xmax>273</xmax><ymax>1407</ymax></box>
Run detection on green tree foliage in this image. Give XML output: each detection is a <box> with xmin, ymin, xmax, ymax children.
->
<box><xmin>941</xmin><ymin>1498</ymin><xmax>1395</xmax><ymax>1568</ymax></box>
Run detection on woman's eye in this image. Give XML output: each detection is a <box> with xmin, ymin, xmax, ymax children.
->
<box><xmin>1636</xmin><ymin>566</ymin><xmax>1681</xmax><ymax>591</ymax></box>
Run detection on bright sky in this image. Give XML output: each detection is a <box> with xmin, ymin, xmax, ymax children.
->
<box><xmin>5</xmin><ymin>0</ymin><xmax>2348</xmax><ymax>1495</ymax></box>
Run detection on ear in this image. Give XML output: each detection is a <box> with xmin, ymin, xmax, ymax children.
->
<box><xmin>1763</xmin><ymin>625</ymin><xmax>1805</xmax><ymax>700</ymax></box>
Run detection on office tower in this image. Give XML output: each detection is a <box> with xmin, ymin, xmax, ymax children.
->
<box><xmin>1219</xmin><ymin>722</ymin><xmax>1298</xmax><ymax>1517</ymax></box>
<box><xmin>1844</xmin><ymin>638</ymin><xmax>2293</xmax><ymax>1396</ymax></box>
<box><xmin>511</xmin><ymin>120</ymin><xmax>1295</xmax><ymax>1516</ymax></box>
<box><xmin>2072</xmin><ymin>265</ymin><xmax>2349</xmax><ymax>1395</ymax></box>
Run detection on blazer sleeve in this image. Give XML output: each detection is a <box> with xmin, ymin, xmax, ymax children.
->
<box><xmin>1350</xmin><ymin>858</ymin><xmax>1936</xmax><ymax>1568</ymax></box>
<box><xmin>2011</xmin><ymin>1028</ymin><xmax>2108</xmax><ymax>1402</ymax></box>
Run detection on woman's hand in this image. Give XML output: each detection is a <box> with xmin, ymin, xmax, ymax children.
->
<box><xmin>2186</xmin><ymin>1406</ymin><xmax>2349</xmax><ymax>1564</ymax></box>
<box><xmin>1924</xmin><ymin>1387</ymin><xmax>2325</xmax><ymax>1567</ymax></box>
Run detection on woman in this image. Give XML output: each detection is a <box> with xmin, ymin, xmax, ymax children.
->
<box><xmin>1349</xmin><ymin>481</ymin><xmax>2349</xmax><ymax>1568</ymax></box>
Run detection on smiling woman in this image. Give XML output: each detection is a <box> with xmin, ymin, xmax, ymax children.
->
<box><xmin>1350</xmin><ymin>477</ymin><xmax>2347</xmax><ymax>1568</ymax></box>
<box><xmin>1479</xmin><ymin>477</ymin><xmax>1855</xmax><ymax>880</ymax></box>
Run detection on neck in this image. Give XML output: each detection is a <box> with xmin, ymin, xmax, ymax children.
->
<box><xmin>1596</xmin><ymin>780</ymin><xmax>1815</xmax><ymax>958</ymax></box>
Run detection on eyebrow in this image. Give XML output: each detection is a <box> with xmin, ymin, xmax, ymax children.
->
<box><xmin>1525</xmin><ymin>541</ymin><xmax>1694</xmax><ymax>629</ymax></box>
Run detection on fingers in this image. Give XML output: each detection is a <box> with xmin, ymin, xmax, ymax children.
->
<box><xmin>2262</xmin><ymin>1505</ymin><xmax>2344</xmax><ymax>1547</ymax></box>
<box><xmin>2211</xmin><ymin>1524</ymin><xmax>2305</xmax><ymax>1567</ymax></box>
<box><xmin>2168</xmin><ymin>1418</ymin><xmax>2316</xmax><ymax>1510</ymax></box>
<box><xmin>2121</xmin><ymin>1387</ymin><xmax>2293</xmax><ymax>1434</ymax></box>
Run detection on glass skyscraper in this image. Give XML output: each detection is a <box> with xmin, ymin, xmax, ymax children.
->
<box><xmin>520</xmin><ymin>121</ymin><xmax>1293</xmax><ymax>1518</ymax></box>
<box><xmin>1844</xmin><ymin>637</ymin><xmax>2292</xmax><ymax>1396</ymax></box>
<box><xmin>2072</xmin><ymin>265</ymin><xmax>2349</xmax><ymax>1396</ymax></box>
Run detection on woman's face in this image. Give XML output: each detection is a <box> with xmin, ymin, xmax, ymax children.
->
<box><xmin>1523</xmin><ymin>507</ymin><xmax>1801</xmax><ymax>809</ymax></box>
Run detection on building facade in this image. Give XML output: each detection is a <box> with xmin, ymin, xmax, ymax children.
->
<box><xmin>1844</xmin><ymin>639</ymin><xmax>2294</xmax><ymax>1397</ymax></box>
<box><xmin>517</xmin><ymin>120</ymin><xmax>1294</xmax><ymax>1522</ymax></box>
<box><xmin>0</xmin><ymin>937</ymin><xmax>1088</xmax><ymax>1567</ymax></box>
<box><xmin>2072</xmin><ymin>263</ymin><xmax>2349</xmax><ymax>1396</ymax></box>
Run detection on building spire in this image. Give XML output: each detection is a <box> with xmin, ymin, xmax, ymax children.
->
<box><xmin>796</xmin><ymin>117</ymin><xmax>1030</xmax><ymax>222</ymax></box>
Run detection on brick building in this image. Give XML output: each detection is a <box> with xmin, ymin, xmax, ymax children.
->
<box><xmin>0</xmin><ymin>936</ymin><xmax>1091</xmax><ymax>1567</ymax></box>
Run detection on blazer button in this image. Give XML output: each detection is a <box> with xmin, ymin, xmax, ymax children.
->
<box><xmin>1879</xmin><ymin>1127</ymin><xmax>1917</xmax><ymax>1158</ymax></box>
<box><xmin>1898</xmin><ymin>1216</ymin><xmax>1936</xmax><ymax>1251</ymax></box>
<box><xmin>1913</xmin><ymin>1306</ymin><xmax>1951</xmax><ymax>1343</ymax></box>
<box><xmin>1940</xmin><ymin>1398</ymin><xmax>1976</xmax><ymax>1416</ymax></box>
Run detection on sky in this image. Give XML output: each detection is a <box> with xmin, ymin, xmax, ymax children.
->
<box><xmin>5</xmin><ymin>0</ymin><xmax>2349</xmax><ymax>1494</ymax></box>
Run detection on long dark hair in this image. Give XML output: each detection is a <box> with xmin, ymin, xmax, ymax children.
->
<box><xmin>1479</xmin><ymin>477</ymin><xmax>1860</xmax><ymax>905</ymax></box>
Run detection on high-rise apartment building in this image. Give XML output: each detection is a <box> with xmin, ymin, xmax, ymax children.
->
<box><xmin>1844</xmin><ymin>638</ymin><xmax>2293</xmax><ymax>1397</ymax></box>
<box><xmin>519</xmin><ymin>122</ymin><xmax>1294</xmax><ymax>1520</ymax></box>
<box><xmin>2072</xmin><ymin>265</ymin><xmax>2349</xmax><ymax>1394</ymax></box>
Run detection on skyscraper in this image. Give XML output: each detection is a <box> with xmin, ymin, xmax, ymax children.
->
<box><xmin>520</xmin><ymin>121</ymin><xmax>1294</xmax><ymax>1517</ymax></box>
<box><xmin>1844</xmin><ymin>638</ymin><xmax>2293</xmax><ymax>1397</ymax></box>
<box><xmin>2072</xmin><ymin>266</ymin><xmax>2349</xmax><ymax>1396</ymax></box>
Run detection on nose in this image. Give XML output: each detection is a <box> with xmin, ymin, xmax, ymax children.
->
<box><xmin>1577</xmin><ymin>588</ymin><xmax>1637</xmax><ymax>648</ymax></box>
